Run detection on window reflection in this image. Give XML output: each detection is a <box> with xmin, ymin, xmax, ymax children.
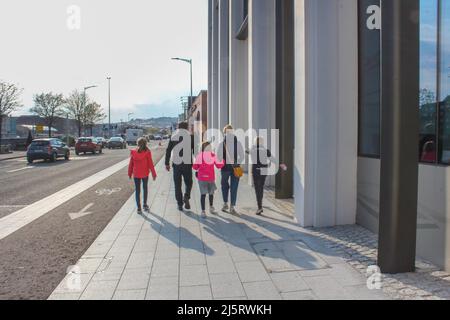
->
<box><xmin>419</xmin><ymin>0</ymin><xmax>438</xmax><ymax>163</ymax></box>
<box><xmin>439</xmin><ymin>0</ymin><xmax>450</xmax><ymax>164</ymax></box>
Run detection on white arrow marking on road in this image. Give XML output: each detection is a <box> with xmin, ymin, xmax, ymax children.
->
<box><xmin>69</xmin><ymin>203</ymin><xmax>94</xmax><ymax>220</ymax></box>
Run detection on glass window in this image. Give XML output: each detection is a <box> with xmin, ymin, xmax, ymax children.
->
<box><xmin>419</xmin><ymin>0</ymin><xmax>438</xmax><ymax>164</ymax></box>
<box><xmin>439</xmin><ymin>0</ymin><xmax>450</xmax><ymax>164</ymax></box>
<box><xmin>358</xmin><ymin>0</ymin><xmax>381</xmax><ymax>157</ymax></box>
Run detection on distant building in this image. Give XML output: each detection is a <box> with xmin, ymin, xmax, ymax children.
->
<box><xmin>188</xmin><ymin>90</ymin><xmax>207</xmax><ymax>138</ymax></box>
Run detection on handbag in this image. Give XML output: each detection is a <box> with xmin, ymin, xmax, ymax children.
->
<box><xmin>224</xmin><ymin>143</ymin><xmax>244</xmax><ymax>178</ymax></box>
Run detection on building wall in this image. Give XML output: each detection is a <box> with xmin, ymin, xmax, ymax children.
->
<box><xmin>357</xmin><ymin>158</ymin><xmax>450</xmax><ymax>271</ymax></box>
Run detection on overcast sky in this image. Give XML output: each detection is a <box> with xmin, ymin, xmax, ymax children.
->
<box><xmin>0</xmin><ymin>0</ymin><xmax>208</xmax><ymax>121</ymax></box>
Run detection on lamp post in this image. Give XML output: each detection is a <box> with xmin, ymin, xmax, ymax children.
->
<box><xmin>172</xmin><ymin>57</ymin><xmax>193</xmax><ymax>114</ymax></box>
<box><xmin>107</xmin><ymin>77</ymin><xmax>111</xmax><ymax>138</ymax></box>
<box><xmin>83</xmin><ymin>85</ymin><xmax>98</xmax><ymax>137</ymax></box>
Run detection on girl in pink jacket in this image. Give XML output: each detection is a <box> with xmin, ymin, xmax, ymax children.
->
<box><xmin>193</xmin><ymin>142</ymin><xmax>224</xmax><ymax>218</ymax></box>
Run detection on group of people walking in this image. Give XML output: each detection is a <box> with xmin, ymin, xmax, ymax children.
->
<box><xmin>128</xmin><ymin>122</ymin><xmax>282</xmax><ymax>218</ymax></box>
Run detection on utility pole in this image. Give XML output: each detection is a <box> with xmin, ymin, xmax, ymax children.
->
<box><xmin>107</xmin><ymin>77</ymin><xmax>111</xmax><ymax>138</ymax></box>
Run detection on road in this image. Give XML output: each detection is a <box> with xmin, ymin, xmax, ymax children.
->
<box><xmin>0</xmin><ymin>142</ymin><xmax>167</xmax><ymax>300</ymax></box>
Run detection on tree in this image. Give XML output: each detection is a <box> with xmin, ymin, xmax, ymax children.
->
<box><xmin>30</xmin><ymin>92</ymin><xmax>65</xmax><ymax>138</ymax></box>
<box><xmin>65</xmin><ymin>90</ymin><xmax>87</xmax><ymax>137</ymax></box>
<box><xmin>0</xmin><ymin>81</ymin><xmax>23</xmax><ymax>148</ymax></box>
<box><xmin>84</xmin><ymin>102</ymin><xmax>106</xmax><ymax>136</ymax></box>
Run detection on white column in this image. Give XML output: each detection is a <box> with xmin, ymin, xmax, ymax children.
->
<box><xmin>208</xmin><ymin>0</ymin><xmax>213</xmax><ymax>132</ymax></box>
<box><xmin>212</xmin><ymin>0</ymin><xmax>220</xmax><ymax>131</ymax></box>
<box><xmin>218</xmin><ymin>0</ymin><xmax>230</xmax><ymax>130</ymax></box>
<box><xmin>248</xmin><ymin>0</ymin><xmax>276</xmax><ymax>185</ymax></box>
<box><xmin>229</xmin><ymin>0</ymin><xmax>248</xmax><ymax>131</ymax></box>
<box><xmin>294</xmin><ymin>0</ymin><xmax>358</xmax><ymax>227</ymax></box>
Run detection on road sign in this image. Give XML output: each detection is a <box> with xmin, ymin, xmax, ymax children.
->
<box><xmin>36</xmin><ymin>125</ymin><xmax>44</xmax><ymax>134</ymax></box>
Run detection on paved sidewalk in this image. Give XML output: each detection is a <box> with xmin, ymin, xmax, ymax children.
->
<box><xmin>49</xmin><ymin>161</ymin><xmax>389</xmax><ymax>300</ymax></box>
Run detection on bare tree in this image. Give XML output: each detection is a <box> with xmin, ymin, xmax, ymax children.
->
<box><xmin>84</xmin><ymin>102</ymin><xmax>106</xmax><ymax>136</ymax></box>
<box><xmin>0</xmin><ymin>81</ymin><xmax>23</xmax><ymax>148</ymax></box>
<box><xmin>65</xmin><ymin>90</ymin><xmax>87</xmax><ymax>137</ymax></box>
<box><xmin>30</xmin><ymin>92</ymin><xmax>65</xmax><ymax>138</ymax></box>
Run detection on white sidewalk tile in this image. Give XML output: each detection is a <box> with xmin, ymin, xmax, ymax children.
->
<box><xmin>48</xmin><ymin>161</ymin><xmax>392</xmax><ymax>300</ymax></box>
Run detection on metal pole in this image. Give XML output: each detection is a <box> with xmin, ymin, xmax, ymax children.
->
<box><xmin>190</xmin><ymin>60</ymin><xmax>193</xmax><ymax>109</ymax></box>
<box><xmin>107</xmin><ymin>77</ymin><xmax>111</xmax><ymax>138</ymax></box>
<box><xmin>378</xmin><ymin>0</ymin><xmax>420</xmax><ymax>274</ymax></box>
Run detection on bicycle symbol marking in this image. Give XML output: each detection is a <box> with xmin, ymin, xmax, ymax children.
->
<box><xmin>96</xmin><ymin>188</ymin><xmax>122</xmax><ymax>196</ymax></box>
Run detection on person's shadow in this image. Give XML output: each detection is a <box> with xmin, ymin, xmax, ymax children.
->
<box><xmin>141</xmin><ymin>211</ymin><xmax>214</xmax><ymax>256</ymax></box>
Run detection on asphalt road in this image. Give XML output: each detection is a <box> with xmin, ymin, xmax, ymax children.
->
<box><xmin>0</xmin><ymin>142</ymin><xmax>167</xmax><ymax>300</ymax></box>
<box><xmin>0</xmin><ymin>144</ymin><xmax>159</xmax><ymax>219</ymax></box>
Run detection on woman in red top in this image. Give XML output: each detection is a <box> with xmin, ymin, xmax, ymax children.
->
<box><xmin>128</xmin><ymin>138</ymin><xmax>157</xmax><ymax>214</ymax></box>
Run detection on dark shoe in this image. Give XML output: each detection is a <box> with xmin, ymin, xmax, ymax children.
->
<box><xmin>256</xmin><ymin>208</ymin><xmax>263</xmax><ymax>216</ymax></box>
<box><xmin>143</xmin><ymin>205</ymin><xmax>150</xmax><ymax>213</ymax></box>
<box><xmin>178</xmin><ymin>205</ymin><xmax>184</xmax><ymax>212</ymax></box>
<box><xmin>137</xmin><ymin>208</ymin><xmax>143</xmax><ymax>215</ymax></box>
<box><xmin>184</xmin><ymin>198</ymin><xmax>191</xmax><ymax>210</ymax></box>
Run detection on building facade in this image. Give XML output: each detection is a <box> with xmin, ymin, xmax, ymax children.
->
<box><xmin>208</xmin><ymin>0</ymin><xmax>450</xmax><ymax>272</ymax></box>
<box><xmin>188</xmin><ymin>90</ymin><xmax>208</xmax><ymax>138</ymax></box>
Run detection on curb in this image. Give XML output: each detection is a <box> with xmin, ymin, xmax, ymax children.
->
<box><xmin>0</xmin><ymin>155</ymin><xmax>26</xmax><ymax>162</ymax></box>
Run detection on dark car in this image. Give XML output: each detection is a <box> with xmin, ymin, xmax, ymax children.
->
<box><xmin>107</xmin><ymin>137</ymin><xmax>127</xmax><ymax>149</ymax></box>
<box><xmin>27</xmin><ymin>139</ymin><xmax>70</xmax><ymax>164</ymax></box>
<box><xmin>75</xmin><ymin>137</ymin><xmax>103</xmax><ymax>155</ymax></box>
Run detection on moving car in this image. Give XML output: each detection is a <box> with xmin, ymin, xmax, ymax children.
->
<box><xmin>75</xmin><ymin>137</ymin><xmax>103</xmax><ymax>155</ymax></box>
<box><xmin>107</xmin><ymin>137</ymin><xmax>127</xmax><ymax>149</ymax></box>
<box><xmin>95</xmin><ymin>137</ymin><xmax>107</xmax><ymax>148</ymax></box>
<box><xmin>27</xmin><ymin>138</ymin><xmax>70</xmax><ymax>164</ymax></box>
<box><xmin>126</xmin><ymin>129</ymin><xmax>144</xmax><ymax>145</ymax></box>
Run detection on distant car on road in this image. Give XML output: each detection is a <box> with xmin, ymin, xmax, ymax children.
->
<box><xmin>95</xmin><ymin>137</ymin><xmax>107</xmax><ymax>148</ymax></box>
<box><xmin>27</xmin><ymin>138</ymin><xmax>70</xmax><ymax>164</ymax></box>
<box><xmin>154</xmin><ymin>135</ymin><xmax>162</xmax><ymax>141</ymax></box>
<box><xmin>75</xmin><ymin>137</ymin><xmax>103</xmax><ymax>155</ymax></box>
<box><xmin>107</xmin><ymin>137</ymin><xmax>127</xmax><ymax>149</ymax></box>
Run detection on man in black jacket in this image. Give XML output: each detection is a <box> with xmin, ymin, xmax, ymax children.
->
<box><xmin>165</xmin><ymin>122</ymin><xmax>195</xmax><ymax>211</ymax></box>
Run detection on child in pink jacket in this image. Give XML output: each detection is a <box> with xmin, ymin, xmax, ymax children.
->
<box><xmin>193</xmin><ymin>142</ymin><xmax>224</xmax><ymax>218</ymax></box>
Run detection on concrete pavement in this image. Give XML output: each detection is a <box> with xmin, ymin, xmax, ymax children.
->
<box><xmin>49</xmin><ymin>161</ymin><xmax>389</xmax><ymax>300</ymax></box>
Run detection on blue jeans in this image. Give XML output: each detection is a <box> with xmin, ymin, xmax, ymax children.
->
<box><xmin>221</xmin><ymin>170</ymin><xmax>240</xmax><ymax>206</ymax></box>
<box><xmin>134</xmin><ymin>177</ymin><xmax>149</xmax><ymax>209</ymax></box>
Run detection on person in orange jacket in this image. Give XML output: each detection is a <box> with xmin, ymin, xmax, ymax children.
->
<box><xmin>128</xmin><ymin>137</ymin><xmax>157</xmax><ymax>215</ymax></box>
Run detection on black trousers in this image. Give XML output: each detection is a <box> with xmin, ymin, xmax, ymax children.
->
<box><xmin>173</xmin><ymin>164</ymin><xmax>193</xmax><ymax>206</ymax></box>
<box><xmin>253</xmin><ymin>174</ymin><xmax>267</xmax><ymax>210</ymax></box>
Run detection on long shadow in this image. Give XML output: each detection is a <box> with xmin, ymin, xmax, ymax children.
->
<box><xmin>141</xmin><ymin>211</ymin><xmax>214</xmax><ymax>256</ymax></box>
<box><xmin>187</xmin><ymin>211</ymin><xmax>332</xmax><ymax>272</ymax></box>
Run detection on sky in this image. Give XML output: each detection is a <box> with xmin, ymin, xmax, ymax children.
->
<box><xmin>0</xmin><ymin>0</ymin><xmax>208</xmax><ymax>122</ymax></box>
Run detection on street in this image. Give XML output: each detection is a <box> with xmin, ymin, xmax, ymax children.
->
<box><xmin>0</xmin><ymin>142</ymin><xmax>167</xmax><ymax>300</ymax></box>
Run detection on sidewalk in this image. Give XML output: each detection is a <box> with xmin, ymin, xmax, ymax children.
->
<box><xmin>49</xmin><ymin>161</ymin><xmax>392</xmax><ymax>300</ymax></box>
<box><xmin>0</xmin><ymin>151</ymin><xmax>26</xmax><ymax>161</ymax></box>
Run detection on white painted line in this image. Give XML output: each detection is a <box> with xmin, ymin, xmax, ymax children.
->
<box><xmin>7</xmin><ymin>167</ymin><xmax>34</xmax><ymax>173</ymax></box>
<box><xmin>0</xmin><ymin>205</ymin><xmax>27</xmax><ymax>208</ymax></box>
<box><xmin>69</xmin><ymin>203</ymin><xmax>94</xmax><ymax>220</ymax></box>
<box><xmin>0</xmin><ymin>158</ymin><xmax>130</xmax><ymax>240</ymax></box>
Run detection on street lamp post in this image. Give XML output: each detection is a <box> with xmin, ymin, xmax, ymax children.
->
<box><xmin>107</xmin><ymin>77</ymin><xmax>111</xmax><ymax>138</ymax></box>
<box><xmin>83</xmin><ymin>85</ymin><xmax>98</xmax><ymax>137</ymax></box>
<box><xmin>172</xmin><ymin>57</ymin><xmax>193</xmax><ymax>115</ymax></box>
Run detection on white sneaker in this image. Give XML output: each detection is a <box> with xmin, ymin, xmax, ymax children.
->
<box><xmin>210</xmin><ymin>206</ymin><xmax>218</xmax><ymax>215</ymax></box>
<box><xmin>222</xmin><ymin>203</ymin><xmax>229</xmax><ymax>212</ymax></box>
<box><xmin>201</xmin><ymin>211</ymin><xmax>207</xmax><ymax>218</ymax></box>
<box><xmin>230</xmin><ymin>206</ymin><xmax>238</xmax><ymax>215</ymax></box>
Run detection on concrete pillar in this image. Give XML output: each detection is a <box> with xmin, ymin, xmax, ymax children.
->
<box><xmin>218</xmin><ymin>0</ymin><xmax>230</xmax><ymax>130</ymax></box>
<box><xmin>294</xmin><ymin>0</ymin><xmax>358</xmax><ymax>227</ymax></box>
<box><xmin>212</xmin><ymin>0</ymin><xmax>220</xmax><ymax>131</ymax></box>
<box><xmin>208</xmin><ymin>0</ymin><xmax>213</xmax><ymax>131</ymax></box>
<box><xmin>229</xmin><ymin>0</ymin><xmax>248</xmax><ymax>132</ymax></box>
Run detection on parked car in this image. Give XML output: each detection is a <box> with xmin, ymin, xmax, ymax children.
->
<box><xmin>107</xmin><ymin>137</ymin><xmax>127</xmax><ymax>149</ymax></box>
<box><xmin>27</xmin><ymin>138</ymin><xmax>70</xmax><ymax>164</ymax></box>
<box><xmin>95</xmin><ymin>137</ymin><xmax>107</xmax><ymax>148</ymax></box>
<box><xmin>154</xmin><ymin>135</ymin><xmax>163</xmax><ymax>141</ymax></box>
<box><xmin>75</xmin><ymin>137</ymin><xmax>103</xmax><ymax>155</ymax></box>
